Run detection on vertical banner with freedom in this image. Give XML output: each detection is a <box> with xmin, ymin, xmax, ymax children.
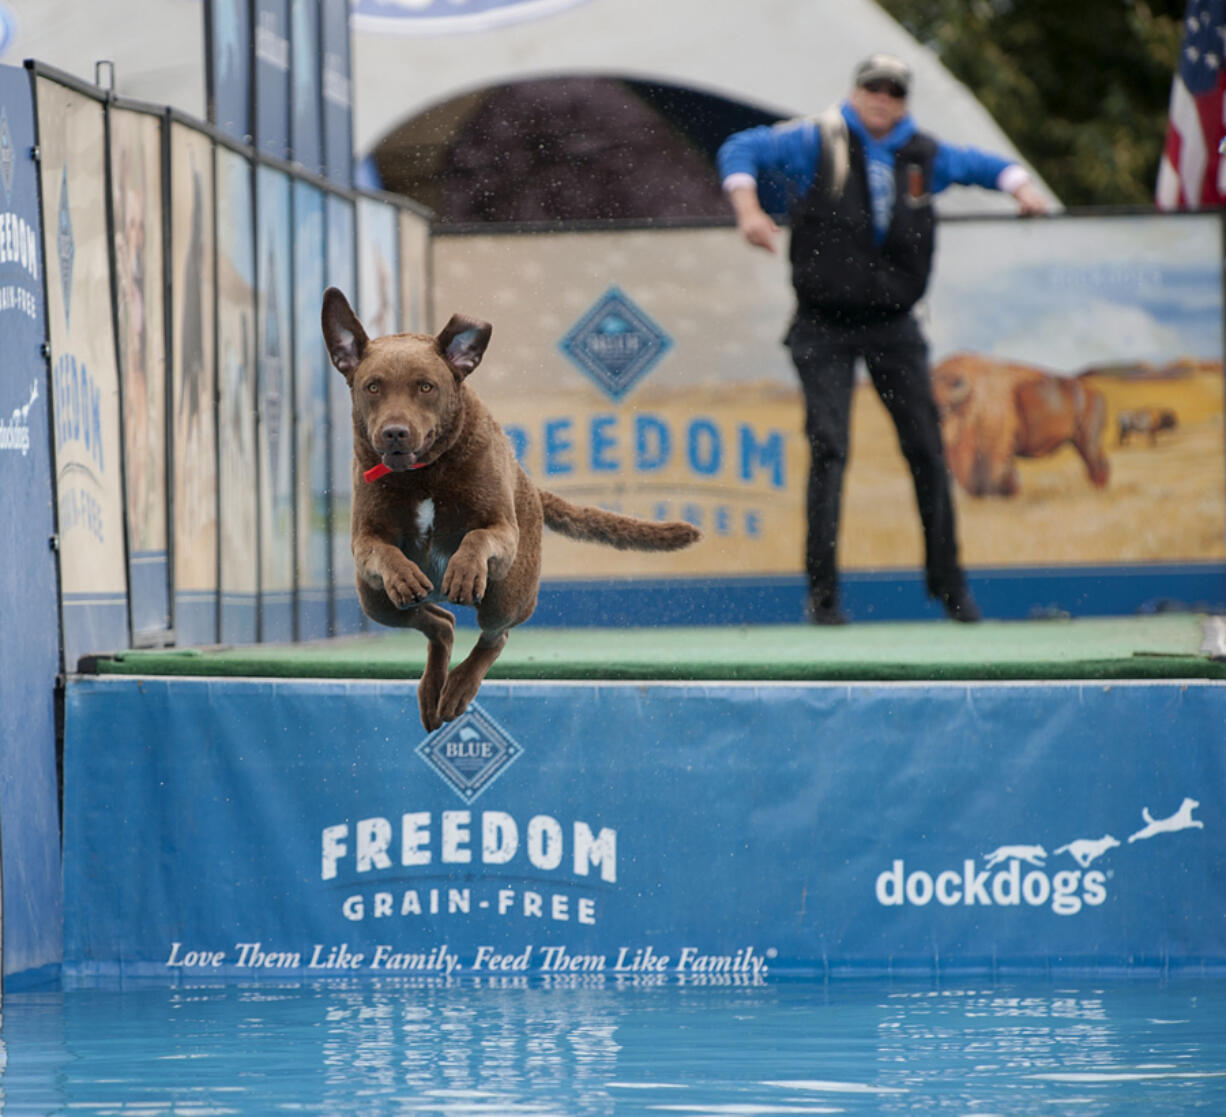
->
<box><xmin>217</xmin><ymin>144</ymin><xmax>258</xmax><ymax>644</ymax></box>
<box><xmin>256</xmin><ymin>164</ymin><xmax>294</xmax><ymax>641</ymax></box>
<box><xmin>170</xmin><ymin>120</ymin><xmax>219</xmax><ymax>646</ymax></box>
<box><xmin>109</xmin><ymin>104</ymin><xmax>171</xmax><ymax>643</ymax></box>
<box><xmin>326</xmin><ymin>193</ymin><xmax>360</xmax><ymax>633</ymax></box>
<box><xmin>0</xmin><ymin>64</ymin><xmax>63</xmax><ymax>978</ymax></box>
<box><xmin>34</xmin><ymin>74</ymin><xmax>129</xmax><ymax>664</ymax></box>
<box><xmin>293</xmin><ymin>179</ymin><xmax>330</xmax><ymax>639</ymax></box>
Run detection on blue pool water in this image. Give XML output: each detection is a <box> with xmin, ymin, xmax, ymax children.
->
<box><xmin>1</xmin><ymin>977</ymin><xmax>1224</xmax><ymax>1115</ymax></box>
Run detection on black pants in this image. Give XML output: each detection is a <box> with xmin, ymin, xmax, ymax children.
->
<box><xmin>786</xmin><ymin>312</ymin><xmax>966</xmax><ymax>609</ymax></box>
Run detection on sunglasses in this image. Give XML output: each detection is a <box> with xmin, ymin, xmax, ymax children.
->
<box><xmin>861</xmin><ymin>79</ymin><xmax>907</xmax><ymax>99</ymax></box>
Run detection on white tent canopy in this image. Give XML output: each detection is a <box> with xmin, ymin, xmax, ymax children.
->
<box><xmin>351</xmin><ymin>0</ymin><xmax>1058</xmax><ymax>214</ymax></box>
<box><xmin>0</xmin><ymin>0</ymin><xmax>1057</xmax><ymax>214</ymax></box>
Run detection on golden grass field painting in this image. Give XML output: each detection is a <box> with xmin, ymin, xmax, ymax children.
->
<box><xmin>842</xmin><ymin>362</ymin><xmax>1224</xmax><ymax>570</ymax></box>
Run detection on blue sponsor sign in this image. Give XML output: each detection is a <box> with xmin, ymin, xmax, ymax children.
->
<box><xmin>325</xmin><ymin>194</ymin><xmax>360</xmax><ymax>632</ymax></box>
<box><xmin>111</xmin><ymin>108</ymin><xmax>172</xmax><ymax>641</ymax></box>
<box><xmin>63</xmin><ymin>676</ymin><xmax>1226</xmax><ymax>978</ymax></box>
<box><xmin>320</xmin><ymin>0</ymin><xmax>352</xmax><ymax>185</ymax></box>
<box><xmin>38</xmin><ymin>76</ymin><xmax>130</xmax><ymax>664</ymax></box>
<box><xmin>216</xmin><ymin>147</ymin><xmax>258</xmax><ymax>644</ymax></box>
<box><xmin>559</xmin><ymin>287</ymin><xmax>672</xmax><ymax>402</ymax></box>
<box><xmin>0</xmin><ymin>64</ymin><xmax>61</xmax><ymax>981</ymax></box>
<box><xmin>255</xmin><ymin>0</ymin><xmax>291</xmax><ymax>159</ymax></box>
<box><xmin>293</xmin><ymin>180</ymin><xmax>329</xmax><ymax>639</ymax></box>
<box><xmin>209</xmin><ymin>0</ymin><xmax>252</xmax><ymax>142</ymax></box>
<box><xmin>256</xmin><ymin>165</ymin><xmax>294</xmax><ymax>640</ymax></box>
<box><xmin>290</xmin><ymin>0</ymin><xmax>322</xmax><ymax>173</ymax></box>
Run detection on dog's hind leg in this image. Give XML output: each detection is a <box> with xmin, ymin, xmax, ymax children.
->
<box><xmin>436</xmin><ymin>626</ymin><xmax>510</xmax><ymax>724</ymax></box>
<box><xmin>357</xmin><ymin>581</ymin><xmax>456</xmax><ymax>731</ymax></box>
<box><xmin>409</xmin><ymin>604</ymin><xmax>457</xmax><ymax>732</ymax></box>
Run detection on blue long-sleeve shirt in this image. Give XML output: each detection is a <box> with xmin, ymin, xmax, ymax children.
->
<box><xmin>717</xmin><ymin>101</ymin><xmax>1022</xmax><ymax>241</ymax></box>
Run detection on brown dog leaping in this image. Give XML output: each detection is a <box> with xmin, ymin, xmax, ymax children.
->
<box><xmin>322</xmin><ymin>287</ymin><xmax>700</xmax><ymax>731</ymax></box>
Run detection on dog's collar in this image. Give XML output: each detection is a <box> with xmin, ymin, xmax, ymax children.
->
<box><xmin>364</xmin><ymin>462</ymin><xmax>427</xmax><ymax>483</ymax></box>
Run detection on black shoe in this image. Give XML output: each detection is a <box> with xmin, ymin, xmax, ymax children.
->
<box><xmin>806</xmin><ymin>599</ymin><xmax>849</xmax><ymax>626</ymax></box>
<box><xmin>939</xmin><ymin>586</ymin><xmax>982</xmax><ymax>623</ymax></box>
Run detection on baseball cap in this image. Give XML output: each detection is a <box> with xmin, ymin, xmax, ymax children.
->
<box><xmin>854</xmin><ymin>53</ymin><xmax>912</xmax><ymax>95</ymax></box>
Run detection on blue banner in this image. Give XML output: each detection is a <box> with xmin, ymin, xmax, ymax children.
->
<box><xmin>169</xmin><ymin>123</ymin><xmax>218</xmax><ymax>646</ymax></box>
<box><xmin>291</xmin><ymin>0</ymin><xmax>322</xmax><ymax>173</ymax></box>
<box><xmin>63</xmin><ymin>677</ymin><xmax>1226</xmax><ymax>977</ymax></box>
<box><xmin>255</xmin><ymin>0</ymin><xmax>291</xmax><ymax>160</ymax></box>
<box><xmin>293</xmin><ymin>180</ymin><xmax>329</xmax><ymax>639</ymax></box>
<box><xmin>0</xmin><ymin>64</ymin><xmax>62</xmax><ymax>981</ymax></box>
<box><xmin>110</xmin><ymin>107</ymin><xmax>171</xmax><ymax>642</ymax></box>
<box><xmin>36</xmin><ymin>76</ymin><xmax>130</xmax><ymax>664</ymax></box>
<box><xmin>256</xmin><ymin>165</ymin><xmax>294</xmax><ymax>640</ymax></box>
<box><xmin>320</xmin><ymin>0</ymin><xmax>351</xmax><ymax>185</ymax></box>
<box><xmin>326</xmin><ymin>193</ymin><xmax>361</xmax><ymax>633</ymax></box>
<box><xmin>217</xmin><ymin>147</ymin><xmax>258</xmax><ymax>644</ymax></box>
<box><xmin>208</xmin><ymin>0</ymin><xmax>252</xmax><ymax>143</ymax></box>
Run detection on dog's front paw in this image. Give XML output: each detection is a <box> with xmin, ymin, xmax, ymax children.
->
<box><xmin>382</xmin><ymin>559</ymin><xmax>433</xmax><ymax>609</ymax></box>
<box><xmin>441</xmin><ymin>556</ymin><xmax>487</xmax><ymax>606</ymax></box>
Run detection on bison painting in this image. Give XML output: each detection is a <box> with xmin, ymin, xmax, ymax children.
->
<box><xmin>1118</xmin><ymin>407</ymin><xmax>1177</xmax><ymax>446</ymax></box>
<box><xmin>930</xmin><ymin>353</ymin><xmax>1110</xmax><ymax>497</ymax></box>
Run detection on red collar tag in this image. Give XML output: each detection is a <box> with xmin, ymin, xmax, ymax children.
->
<box><xmin>363</xmin><ymin>462</ymin><xmax>427</xmax><ymax>483</ymax></box>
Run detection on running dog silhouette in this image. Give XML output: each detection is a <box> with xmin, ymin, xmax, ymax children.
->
<box><xmin>322</xmin><ymin>287</ymin><xmax>700</xmax><ymax>731</ymax></box>
<box><xmin>13</xmin><ymin>379</ymin><xmax>37</xmax><ymax>423</ymax></box>
<box><xmin>983</xmin><ymin>844</ymin><xmax>1047</xmax><ymax>868</ymax></box>
<box><xmin>1127</xmin><ymin>798</ymin><xmax>1203</xmax><ymax>843</ymax></box>
<box><xmin>1054</xmin><ymin>835</ymin><xmax>1120</xmax><ymax>867</ymax></box>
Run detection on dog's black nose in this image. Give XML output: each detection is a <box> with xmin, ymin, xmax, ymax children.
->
<box><xmin>381</xmin><ymin>426</ymin><xmax>412</xmax><ymax>451</ymax></box>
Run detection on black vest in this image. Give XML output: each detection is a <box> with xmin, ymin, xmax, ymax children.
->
<box><xmin>789</xmin><ymin>126</ymin><xmax>938</xmax><ymax>326</ymax></box>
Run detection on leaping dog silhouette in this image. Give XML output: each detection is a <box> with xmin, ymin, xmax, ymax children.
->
<box><xmin>1054</xmin><ymin>835</ymin><xmax>1120</xmax><ymax>867</ymax></box>
<box><xmin>983</xmin><ymin>844</ymin><xmax>1047</xmax><ymax>868</ymax></box>
<box><xmin>1127</xmin><ymin>797</ymin><xmax>1203</xmax><ymax>843</ymax></box>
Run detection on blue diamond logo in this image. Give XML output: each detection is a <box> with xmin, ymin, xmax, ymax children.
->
<box><xmin>559</xmin><ymin>287</ymin><xmax>672</xmax><ymax>402</ymax></box>
<box><xmin>415</xmin><ymin>704</ymin><xmax>522</xmax><ymax>804</ymax></box>
<box><xmin>57</xmin><ymin>166</ymin><xmax>74</xmax><ymax>329</ymax></box>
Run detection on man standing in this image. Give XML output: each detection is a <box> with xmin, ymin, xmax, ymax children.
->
<box><xmin>718</xmin><ymin>53</ymin><xmax>1047</xmax><ymax>624</ymax></box>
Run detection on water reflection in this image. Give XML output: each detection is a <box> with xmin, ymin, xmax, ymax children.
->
<box><xmin>0</xmin><ymin>977</ymin><xmax>1222</xmax><ymax>1114</ymax></box>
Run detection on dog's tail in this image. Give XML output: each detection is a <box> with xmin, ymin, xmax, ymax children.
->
<box><xmin>539</xmin><ymin>490</ymin><xmax>700</xmax><ymax>551</ymax></box>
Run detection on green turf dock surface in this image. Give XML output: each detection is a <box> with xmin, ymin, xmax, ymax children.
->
<box><xmin>87</xmin><ymin>614</ymin><xmax>1226</xmax><ymax>683</ymax></box>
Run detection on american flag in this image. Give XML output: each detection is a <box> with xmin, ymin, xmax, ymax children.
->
<box><xmin>1156</xmin><ymin>0</ymin><xmax>1226</xmax><ymax>208</ymax></box>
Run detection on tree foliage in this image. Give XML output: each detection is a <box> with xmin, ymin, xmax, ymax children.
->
<box><xmin>876</xmin><ymin>0</ymin><xmax>1187</xmax><ymax>206</ymax></box>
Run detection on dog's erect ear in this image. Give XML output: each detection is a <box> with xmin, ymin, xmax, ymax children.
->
<box><xmin>321</xmin><ymin>286</ymin><xmax>369</xmax><ymax>381</ymax></box>
<box><xmin>437</xmin><ymin>314</ymin><xmax>492</xmax><ymax>380</ymax></box>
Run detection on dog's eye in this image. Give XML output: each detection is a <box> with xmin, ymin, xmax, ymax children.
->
<box><xmin>365</xmin><ymin>379</ymin><xmax>381</xmax><ymax>395</ymax></box>
<box><xmin>418</xmin><ymin>381</ymin><xmax>434</xmax><ymax>394</ymax></box>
